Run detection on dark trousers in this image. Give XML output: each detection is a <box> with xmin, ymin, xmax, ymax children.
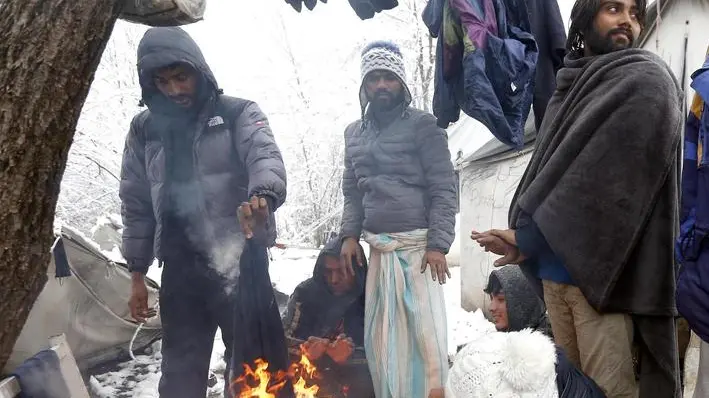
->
<box><xmin>158</xmin><ymin>254</ymin><xmax>236</xmax><ymax>398</ymax></box>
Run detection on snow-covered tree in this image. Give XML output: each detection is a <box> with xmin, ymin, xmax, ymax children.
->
<box><xmin>56</xmin><ymin>21</ymin><xmax>146</xmax><ymax>231</ymax></box>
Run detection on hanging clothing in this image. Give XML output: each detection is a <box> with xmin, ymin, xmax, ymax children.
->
<box><xmin>677</xmin><ymin>53</ymin><xmax>709</xmax><ymax>344</ymax></box>
<box><xmin>285</xmin><ymin>0</ymin><xmax>399</xmax><ymax>20</ymax></box>
<box><xmin>348</xmin><ymin>0</ymin><xmax>399</xmax><ymax>19</ymax></box>
<box><xmin>422</xmin><ymin>0</ymin><xmax>538</xmax><ymax>148</ymax></box>
<box><xmin>230</xmin><ymin>239</ymin><xmax>293</xmax><ymax>397</ymax></box>
<box><xmin>285</xmin><ymin>0</ymin><xmax>324</xmax><ymax>13</ymax></box>
<box><xmin>363</xmin><ymin>229</ymin><xmax>448</xmax><ymax>398</ymax></box>
<box><xmin>501</xmin><ymin>0</ymin><xmax>566</xmax><ymax>130</ymax></box>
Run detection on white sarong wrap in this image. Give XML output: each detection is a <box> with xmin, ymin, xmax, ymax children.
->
<box><xmin>363</xmin><ymin>229</ymin><xmax>448</xmax><ymax>398</ymax></box>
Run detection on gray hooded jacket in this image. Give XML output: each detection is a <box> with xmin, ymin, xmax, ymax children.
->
<box><xmin>340</xmin><ymin>104</ymin><xmax>457</xmax><ymax>253</ymax></box>
<box><xmin>119</xmin><ymin>27</ymin><xmax>287</xmax><ymax>272</ymax></box>
<box><xmin>486</xmin><ymin>265</ymin><xmax>551</xmax><ymax>334</ymax></box>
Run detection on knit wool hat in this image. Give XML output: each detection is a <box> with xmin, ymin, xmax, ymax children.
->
<box><xmin>446</xmin><ymin>329</ymin><xmax>559</xmax><ymax>398</ymax></box>
<box><xmin>359</xmin><ymin>41</ymin><xmax>412</xmax><ymax>114</ymax></box>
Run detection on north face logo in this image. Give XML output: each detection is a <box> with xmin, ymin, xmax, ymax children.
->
<box><xmin>208</xmin><ymin>116</ymin><xmax>225</xmax><ymax>127</ymax></box>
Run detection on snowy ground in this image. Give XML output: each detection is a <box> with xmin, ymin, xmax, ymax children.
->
<box><xmin>89</xmin><ymin>247</ymin><xmax>480</xmax><ymax>397</ymax></box>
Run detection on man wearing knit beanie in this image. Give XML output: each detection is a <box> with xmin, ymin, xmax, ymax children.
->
<box><xmin>339</xmin><ymin>40</ymin><xmax>457</xmax><ymax>398</ymax></box>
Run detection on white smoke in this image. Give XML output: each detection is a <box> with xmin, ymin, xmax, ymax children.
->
<box><xmin>167</xmin><ymin>182</ymin><xmax>250</xmax><ymax>296</ymax></box>
<box><xmin>206</xmin><ymin>233</ymin><xmax>245</xmax><ymax>296</ymax></box>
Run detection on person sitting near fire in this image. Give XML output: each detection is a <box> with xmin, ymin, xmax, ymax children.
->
<box><xmin>281</xmin><ymin>237</ymin><xmax>374</xmax><ymax>397</ymax></box>
<box><xmin>477</xmin><ymin>265</ymin><xmax>606</xmax><ymax>397</ymax></box>
<box><xmin>484</xmin><ymin>264</ymin><xmax>552</xmax><ymax>336</ymax></box>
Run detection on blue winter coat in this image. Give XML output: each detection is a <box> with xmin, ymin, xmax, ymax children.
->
<box><xmin>676</xmin><ymin>53</ymin><xmax>709</xmax><ymax>343</ymax></box>
<box><xmin>423</xmin><ymin>0</ymin><xmax>538</xmax><ymax>148</ymax></box>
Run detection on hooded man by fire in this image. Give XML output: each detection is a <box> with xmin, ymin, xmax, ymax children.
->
<box><xmin>282</xmin><ymin>237</ymin><xmax>375</xmax><ymax>397</ymax></box>
<box><xmin>120</xmin><ymin>26</ymin><xmax>287</xmax><ymax>398</ymax></box>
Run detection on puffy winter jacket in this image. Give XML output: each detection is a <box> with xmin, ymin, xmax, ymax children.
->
<box><xmin>555</xmin><ymin>347</ymin><xmax>607</xmax><ymax>397</ymax></box>
<box><xmin>340</xmin><ymin>105</ymin><xmax>457</xmax><ymax>253</ymax></box>
<box><xmin>119</xmin><ymin>27</ymin><xmax>287</xmax><ymax>273</ymax></box>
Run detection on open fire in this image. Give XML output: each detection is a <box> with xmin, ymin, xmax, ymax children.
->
<box><xmin>231</xmin><ymin>353</ymin><xmax>321</xmax><ymax>398</ymax></box>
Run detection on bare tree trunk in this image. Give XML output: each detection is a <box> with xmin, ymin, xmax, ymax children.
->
<box><xmin>0</xmin><ymin>0</ymin><xmax>121</xmax><ymax>369</ymax></box>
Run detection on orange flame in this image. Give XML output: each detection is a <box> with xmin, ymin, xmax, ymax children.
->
<box><xmin>232</xmin><ymin>353</ymin><xmax>320</xmax><ymax>398</ymax></box>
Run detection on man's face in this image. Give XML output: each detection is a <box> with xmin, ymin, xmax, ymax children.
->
<box><xmin>364</xmin><ymin>70</ymin><xmax>403</xmax><ymax>110</ymax></box>
<box><xmin>323</xmin><ymin>256</ymin><xmax>355</xmax><ymax>296</ymax></box>
<box><xmin>489</xmin><ymin>293</ymin><xmax>509</xmax><ymax>331</ymax></box>
<box><xmin>153</xmin><ymin>64</ymin><xmax>198</xmax><ymax>108</ymax></box>
<box><xmin>585</xmin><ymin>0</ymin><xmax>642</xmax><ymax>55</ymax></box>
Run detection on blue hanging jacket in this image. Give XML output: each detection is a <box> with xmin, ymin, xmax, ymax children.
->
<box><xmin>423</xmin><ymin>0</ymin><xmax>538</xmax><ymax>148</ymax></box>
<box><xmin>676</xmin><ymin>53</ymin><xmax>709</xmax><ymax>343</ymax></box>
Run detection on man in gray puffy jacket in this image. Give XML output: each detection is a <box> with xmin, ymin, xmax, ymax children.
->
<box><xmin>119</xmin><ymin>27</ymin><xmax>286</xmax><ymax>397</ymax></box>
<box><xmin>339</xmin><ymin>41</ymin><xmax>457</xmax><ymax>398</ymax></box>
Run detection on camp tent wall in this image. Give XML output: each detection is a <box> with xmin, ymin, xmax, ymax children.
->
<box><xmin>641</xmin><ymin>0</ymin><xmax>709</xmax><ymax>107</ymax></box>
<box><xmin>456</xmin><ymin>121</ymin><xmax>536</xmax><ymax>313</ymax></box>
<box><xmin>457</xmin><ymin>0</ymin><xmax>709</xmax><ymax>313</ymax></box>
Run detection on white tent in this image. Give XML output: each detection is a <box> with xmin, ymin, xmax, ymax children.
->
<box><xmin>456</xmin><ymin>0</ymin><xmax>709</xmax><ymax>313</ymax></box>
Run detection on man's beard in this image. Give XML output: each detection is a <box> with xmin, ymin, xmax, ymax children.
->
<box><xmin>369</xmin><ymin>90</ymin><xmax>404</xmax><ymax>111</ymax></box>
<box><xmin>585</xmin><ymin>27</ymin><xmax>635</xmax><ymax>55</ymax></box>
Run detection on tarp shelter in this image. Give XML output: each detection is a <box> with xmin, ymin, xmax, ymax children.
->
<box><xmin>3</xmin><ymin>226</ymin><xmax>162</xmax><ymax>374</ymax></box>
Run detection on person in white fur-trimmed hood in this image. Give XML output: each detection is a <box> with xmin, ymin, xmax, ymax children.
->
<box><xmin>448</xmin><ymin>327</ymin><xmax>606</xmax><ymax>398</ymax></box>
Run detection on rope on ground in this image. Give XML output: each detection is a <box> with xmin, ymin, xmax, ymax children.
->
<box><xmin>128</xmin><ymin>322</ymin><xmax>145</xmax><ymax>361</ymax></box>
<box><xmin>128</xmin><ymin>303</ymin><xmax>159</xmax><ymax>362</ymax></box>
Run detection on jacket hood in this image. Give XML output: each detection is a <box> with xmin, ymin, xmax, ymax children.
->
<box><xmin>313</xmin><ymin>237</ymin><xmax>367</xmax><ymax>299</ymax></box>
<box><xmin>447</xmin><ymin>329</ymin><xmax>559</xmax><ymax>398</ymax></box>
<box><xmin>487</xmin><ymin>265</ymin><xmax>549</xmax><ymax>333</ymax></box>
<box><xmin>136</xmin><ymin>27</ymin><xmax>219</xmax><ymax>112</ymax></box>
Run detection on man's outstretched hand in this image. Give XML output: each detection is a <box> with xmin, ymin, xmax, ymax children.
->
<box><xmin>422</xmin><ymin>250</ymin><xmax>451</xmax><ymax>284</ymax></box>
<box><xmin>471</xmin><ymin>229</ymin><xmax>526</xmax><ymax>267</ymax></box>
<box><xmin>340</xmin><ymin>237</ymin><xmax>364</xmax><ymax>276</ymax></box>
<box><xmin>238</xmin><ymin>196</ymin><xmax>269</xmax><ymax>239</ymax></box>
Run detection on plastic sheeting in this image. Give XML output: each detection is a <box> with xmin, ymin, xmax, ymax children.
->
<box><xmin>120</xmin><ymin>0</ymin><xmax>206</xmax><ymax>27</ymax></box>
<box><xmin>4</xmin><ymin>227</ymin><xmax>162</xmax><ymax>374</ymax></box>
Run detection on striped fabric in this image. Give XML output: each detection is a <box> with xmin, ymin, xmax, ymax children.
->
<box><xmin>363</xmin><ymin>229</ymin><xmax>448</xmax><ymax>398</ymax></box>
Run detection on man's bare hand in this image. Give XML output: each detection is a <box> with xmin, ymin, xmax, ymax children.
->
<box><xmin>471</xmin><ymin>230</ymin><xmax>510</xmax><ymax>256</ymax></box>
<box><xmin>326</xmin><ymin>334</ymin><xmax>354</xmax><ymax>364</ymax></box>
<box><xmin>237</xmin><ymin>196</ymin><xmax>269</xmax><ymax>239</ymax></box>
<box><xmin>340</xmin><ymin>237</ymin><xmax>363</xmax><ymax>277</ymax></box>
<box><xmin>129</xmin><ymin>273</ymin><xmax>156</xmax><ymax>323</ymax></box>
<box><xmin>488</xmin><ymin>229</ymin><xmax>517</xmax><ymax>247</ymax></box>
<box><xmin>302</xmin><ymin>336</ymin><xmax>329</xmax><ymax>361</ymax></box>
<box><xmin>421</xmin><ymin>250</ymin><xmax>451</xmax><ymax>284</ymax></box>
<box><xmin>471</xmin><ymin>229</ymin><xmax>526</xmax><ymax>267</ymax></box>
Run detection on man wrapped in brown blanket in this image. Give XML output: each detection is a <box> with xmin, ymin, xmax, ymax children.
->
<box><xmin>472</xmin><ymin>0</ymin><xmax>683</xmax><ymax>396</ymax></box>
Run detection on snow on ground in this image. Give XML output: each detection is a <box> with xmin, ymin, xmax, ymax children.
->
<box><xmin>88</xmin><ymin>246</ymin><xmax>484</xmax><ymax>397</ymax></box>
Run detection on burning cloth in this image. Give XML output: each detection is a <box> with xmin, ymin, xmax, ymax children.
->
<box><xmin>229</xmin><ymin>240</ymin><xmax>293</xmax><ymax>397</ymax></box>
<box><xmin>363</xmin><ymin>229</ymin><xmax>448</xmax><ymax>397</ymax></box>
